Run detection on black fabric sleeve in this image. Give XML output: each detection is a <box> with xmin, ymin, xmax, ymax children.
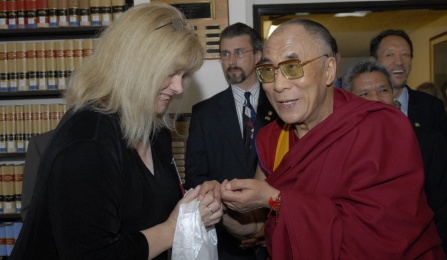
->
<box><xmin>48</xmin><ymin>140</ymin><xmax>149</xmax><ymax>259</ymax></box>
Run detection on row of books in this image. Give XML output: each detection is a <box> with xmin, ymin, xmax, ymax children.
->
<box><xmin>0</xmin><ymin>104</ymin><xmax>66</xmax><ymax>153</ymax></box>
<box><xmin>0</xmin><ymin>164</ymin><xmax>23</xmax><ymax>215</ymax></box>
<box><xmin>0</xmin><ymin>39</ymin><xmax>96</xmax><ymax>92</ymax></box>
<box><xmin>0</xmin><ymin>222</ymin><xmax>22</xmax><ymax>256</ymax></box>
<box><xmin>0</xmin><ymin>0</ymin><xmax>127</xmax><ymax>29</ymax></box>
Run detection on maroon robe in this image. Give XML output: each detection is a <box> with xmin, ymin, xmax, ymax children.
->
<box><xmin>256</xmin><ymin>88</ymin><xmax>445</xmax><ymax>259</ymax></box>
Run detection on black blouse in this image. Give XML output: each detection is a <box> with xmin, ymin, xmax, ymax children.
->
<box><xmin>11</xmin><ymin>109</ymin><xmax>183</xmax><ymax>260</ymax></box>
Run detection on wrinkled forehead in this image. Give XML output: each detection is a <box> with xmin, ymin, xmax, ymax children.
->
<box><xmin>263</xmin><ymin>25</ymin><xmax>319</xmax><ymax>62</ymax></box>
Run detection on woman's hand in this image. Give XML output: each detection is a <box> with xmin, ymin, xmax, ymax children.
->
<box><xmin>166</xmin><ymin>185</ymin><xmax>201</xmax><ymax>230</ymax></box>
<box><xmin>198</xmin><ymin>190</ymin><xmax>223</xmax><ymax>228</ymax></box>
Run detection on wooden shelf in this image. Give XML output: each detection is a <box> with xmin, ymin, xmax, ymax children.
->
<box><xmin>0</xmin><ymin>26</ymin><xmax>106</xmax><ymax>41</ymax></box>
<box><xmin>0</xmin><ymin>213</ymin><xmax>21</xmax><ymax>222</ymax></box>
<box><xmin>0</xmin><ymin>90</ymin><xmax>64</xmax><ymax>100</ymax></box>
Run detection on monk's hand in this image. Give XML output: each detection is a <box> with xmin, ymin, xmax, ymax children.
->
<box><xmin>220</xmin><ymin>179</ymin><xmax>278</xmax><ymax>213</ymax></box>
<box><xmin>197</xmin><ymin>180</ymin><xmax>221</xmax><ymax>201</ymax></box>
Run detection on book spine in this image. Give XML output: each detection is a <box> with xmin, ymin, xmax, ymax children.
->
<box><xmin>23</xmin><ymin>104</ymin><xmax>32</xmax><ymax>151</ymax></box>
<box><xmin>58</xmin><ymin>103</ymin><xmax>66</xmax><ymax>119</ymax></box>
<box><xmin>50</xmin><ymin>103</ymin><xmax>59</xmax><ymax>129</ymax></box>
<box><xmin>0</xmin><ymin>43</ymin><xmax>7</xmax><ymax>93</ymax></box>
<box><xmin>35</xmin><ymin>41</ymin><xmax>47</xmax><ymax>90</ymax></box>
<box><xmin>0</xmin><ymin>166</ymin><xmax>3</xmax><ymax>213</ymax></box>
<box><xmin>57</xmin><ymin>0</ymin><xmax>68</xmax><ymax>27</ymax></box>
<box><xmin>68</xmin><ymin>0</ymin><xmax>79</xmax><ymax>26</ymax></box>
<box><xmin>24</xmin><ymin>0</ymin><xmax>36</xmax><ymax>29</ymax></box>
<box><xmin>89</xmin><ymin>0</ymin><xmax>100</xmax><ymax>25</ymax></box>
<box><xmin>82</xmin><ymin>38</ymin><xmax>93</xmax><ymax>58</ymax></box>
<box><xmin>0</xmin><ymin>224</ymin><xmax>6</xmax><ymax>256</ymax></box>
<box><xmin>6</xmin><ymin>42</ymin><xmax>17</xmax><ymax>92</ymax></box>
<box><xmin>5</xmin><ymin>223</ymin><xmax>13</xmax><ymax>256</ymax></box>
<box><xmin>40</xmin><ymin>104</ymin><xmax>51</xmax><ymax>133</ymax></box>
<box><xmin>5</xmin><ymin>105</ymin><xmax>16</xmax><ymax>153</ymax></box>
<box><xmin>2</xmin><ymin>165</ymin><xmax>16</xmax><ymax>214</ymax></box>
<box><xmin>48</xmin><ymin>0</ymin><xmax>57</xmax><ymax>26</ymax></box>
<box><xmin>64</xmin><ymin>39</ymin><xmax>75</xmax><ymax>79</ymax></box>
<box><xmin>6</xmin><ymin>0</ymin><xmax>18</xmax><ymax>29</ymax></box>
<box><xmin>0</xmin><ymin>106</ymin><xmax>6</xmax><ymax>153</ymax></box>
<box><xmin>45</xmin><ymin>41</ymin><xmax>57</xmax><ymax>90</ymax></box>
<box><xmin>111</xmin><ymin>0</ymin><xmax>124</xmax><ymax>21</ymax></box>
<box><xmin>0</xmin><ymin>0</ymin><xmax>7</xmax><ymax>29</ymax></box>
<box><xmin>26</xmin><ymin>41</ymin><xmax>37</xmax><ymax>90</ymax></box>
<box><xmin>14</xmin><ymin>105</ymin><xmax>25</xmax><ymax>153</ymax></box>
<box><xmin>17</xmin><ymin>0</ymin><xmax>25</xmax><ymax>28</ymax></box>
<box><xmin>79</xmin><ymin>0</ymin><xmax>89</xmax><ymax>26</ymax></box>
<box><xmin>55</xmin><ymin>41</ymin><xmax>66</xmax><ymax>90</ymax></box>
<box><xmin>13</xmin><ymin>222</ymin><xmax>22</xmax><ymax>247</ymax></box>
<box><xmin>73</xmin><ymin>39</ymin><xmax>83</xmax><ymax>69</ymax></box>
<box><xmin>13</xmin><ymin>165</ymin><xmax>23</xmax><ymax>213</ymax></box>
<box><xmin>15</xmin><ymin>42</ymin><xmax>27</xmax><ymax>91</ymax></box>
<box><xmin>100</xmin><ymin>0</ymin><xmax>111</xmax><ymax>26</ymax></box>
<box><xmin>36</xmin><ymin>0</ymin><xmax>48</xmax><ymax>27</ymax></box>
<box><xmin>31</xmin><ymin>104</ymin><xmax>41</xmax><ymax>136</ymax></box>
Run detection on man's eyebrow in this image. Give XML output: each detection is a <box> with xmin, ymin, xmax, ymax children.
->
<box><xmin>286</xmin><ymin>53</ymin><xmax>299</xmax><ymax>59</ymax></box>
<box><xmin>260</xmin><ymin>57</ymin><xmax>272</xmax><ymax>64</ymax></box>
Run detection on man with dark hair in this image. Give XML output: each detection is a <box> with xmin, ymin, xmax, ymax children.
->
<box><xmin>185</xmin><ymin>23</ymin><xmax>275</xmax><ymax>259</ymax></box>
<box><xmin>370</xmin><ymin>29</ymin><xmax>447</xmax><ymax>141</ymax></box>
<box><xmin>343</xmin><ymin>60</ymin><xmax>447</xmax><ymax>254</ymax></box>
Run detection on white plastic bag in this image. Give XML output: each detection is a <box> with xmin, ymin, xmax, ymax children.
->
<box><xmin>172</xmin><ymin>199</ymin><xmax>218</xmax><ymax>260</ymax></box>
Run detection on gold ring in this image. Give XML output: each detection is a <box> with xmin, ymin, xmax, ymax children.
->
<box><xmin>207</xmin><ymin>206</ymin><xmax>214</xmax><ymax>214</ymax></box>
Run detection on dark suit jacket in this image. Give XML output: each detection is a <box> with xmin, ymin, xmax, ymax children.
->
<box><xmin>414</xmin><ymin>128</ymin><xmax>447</xmax><ymax>254</ymax></box>
<box><xmin>185</xmin><ymin>86</ymin><xmax>275</xmax><ymax>260</ymax></box>
<box><xmin>20</xmin><ymin>130</ymin><xmax>55</xmax><ymax>221</ymax></box>
<box><xmin>185</xmin><ymin>86</ymin><xmax>275</xmax><ymax>188</ymax></box>
<box><xmin>407</xmin><ymin>86</ymin><xmax>447</xmax><ymax>141</ymax></box>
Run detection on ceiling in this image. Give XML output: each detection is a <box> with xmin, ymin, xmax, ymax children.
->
<box><xmin>260</xmin><ymin>8</ymin><xmax>447</xmax><ymax>57</ymax></box>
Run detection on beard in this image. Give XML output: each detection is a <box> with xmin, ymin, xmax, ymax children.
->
<box><xmin>226</xmin><ymin>66</ymin><xmax>247</xmax><ymax>84</ymax></box>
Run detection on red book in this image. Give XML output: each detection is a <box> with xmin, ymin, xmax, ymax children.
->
<box><xmin>36</xmin><ymin>0</ymin><xmax>48</xmax><ymax>27</ymax></box>
<box><xmin>6</xmin><ymin>0</ymin><xmax>18</xmax><ymax>29</ymax></box>
<box><xmin>25</xmin><ymin>0</ymin><xmax>36</xmax><ymax>28</ymax></box>
<box><xmin>17</xmin><ymin>0</ymin><xmax>25</xmax><ymax>28</ymax></box>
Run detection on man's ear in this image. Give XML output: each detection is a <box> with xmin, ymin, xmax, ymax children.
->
<box><xmin>254</xmin><ymin>50</ymin><xmax>262</xmax><ymax>65</ymax></box>
<box><xmin>325</xmin><ymin>57</ymin><xmax>337</xmax><ymax>86</ymax></box>
<box><xmin>369</xmin><ymin>56</ymin><xmax>376</xmax><ymax>61</ymax></box>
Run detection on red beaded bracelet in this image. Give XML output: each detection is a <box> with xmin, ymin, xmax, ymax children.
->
<box><xmin>268</xmin><ymin>193</ymin><xmax>281</xmax><ymax>222</ymax></box>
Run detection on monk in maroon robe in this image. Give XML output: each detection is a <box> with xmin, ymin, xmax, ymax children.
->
<box><xmin>220</xmin><ymin>18</ymin><xmax>445</xmax><ymax>259</ymax></box>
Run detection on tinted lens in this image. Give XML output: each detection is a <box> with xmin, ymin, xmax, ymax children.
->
<box><xmin>256</xmin><ymin>66</ymin><xmax>275</xmax><ymax>83</ymax></box>
<box><xmin>280</xmin><ymin>62</ymin><xmax>304</xmax><ymax>79</ymax></box>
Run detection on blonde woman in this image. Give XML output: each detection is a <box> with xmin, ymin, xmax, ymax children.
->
<box><xmin>11</xmin><ymin>3</ymin><xmax>222</xmax><ymax>260</ymax></box>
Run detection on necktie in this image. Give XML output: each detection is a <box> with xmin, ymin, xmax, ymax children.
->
<box><xmin>243</xmin><ymin>92</ymin><xmax>256</xmax><ymax>154</ymax></box>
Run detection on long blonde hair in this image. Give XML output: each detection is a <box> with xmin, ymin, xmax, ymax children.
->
<box><xmin>65</xmin><ymin>3</ymin><xmax>204</xmax><ymax>148</ymax></box>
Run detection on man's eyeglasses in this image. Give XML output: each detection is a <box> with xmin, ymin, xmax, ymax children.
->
<box><xmin>220</xmin><ymin>48</ymin><xmax>253</xmax><ymax>60</ymax></box>
<box><xmin>155</xmin><ymin>19</ymin><xmax>195</xmax><ymax>32</ymax></box>
<box><xmin>255</xmin><ymin>54</ymin><xmax>329</xmax><ymax>83</ymax></box>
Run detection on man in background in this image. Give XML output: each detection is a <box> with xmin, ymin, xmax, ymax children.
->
<box><xmin>370</xmin><ymin>29</ymin><xmax>447</xmax><ymax>141</ymax></box>
<box><xmin>185</xmin><ymin>23</ymin><xmax>275</xmax><ymax>259</ymax></box>
<box><xmin>343</xmin><ymin>59</ymin><xmax>447</xmax><ymax>254</ymax></box>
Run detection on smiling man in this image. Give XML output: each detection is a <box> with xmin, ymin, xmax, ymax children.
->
<box><xmin>370</xmin><ymin>29</ymin><xmax>447</xmax><ymax>142</ymax></box>
<box><xmin>220</xmin><ymin>19</ymin><xmax>445</xmax><ymax>259</ymax></box>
